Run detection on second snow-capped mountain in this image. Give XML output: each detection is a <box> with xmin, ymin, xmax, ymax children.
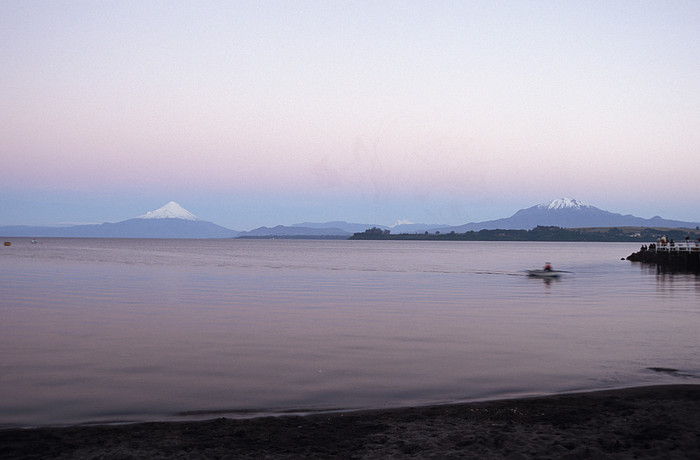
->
<box><xmin>0</xmin><ymin>202</ymin><xmax>239</xmax><ymax>238</ymax></box>
<box><xmin>441</xmin><ymin>198</ymin><xmax>699</xmax><ymax>232</ymax></box>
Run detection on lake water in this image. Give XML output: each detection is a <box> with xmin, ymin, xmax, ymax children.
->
<box><xmin>1</xmin><ymin>238</ymin><xmax>698</xmax><ymax>427</ymax></box>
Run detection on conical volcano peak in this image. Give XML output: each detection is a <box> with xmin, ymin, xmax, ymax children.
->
<box><xmin>537</xmin><ymin>198</ymin><xmax>590</xmax><ymax>211</ymax></box>
<box><xmin>137</xmin><ymin>201</ymin><xmax>198</xmax><ymax>220</ymax></box>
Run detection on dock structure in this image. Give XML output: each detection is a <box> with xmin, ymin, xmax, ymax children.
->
<box><xmin>627</xmin><ymin>240</ymin><xmax>700</xmax><ymax>273</ymax></box>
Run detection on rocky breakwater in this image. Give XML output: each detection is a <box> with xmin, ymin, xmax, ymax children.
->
<box><xmin>627</xmin><ymin>244</ymin><xmax>700</xmax><ymax>273</ymax></box>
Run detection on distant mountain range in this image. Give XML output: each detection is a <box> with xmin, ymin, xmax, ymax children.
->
<box><xmin>433</xmin><ymin>198</ymin><xmax>700</xmax><ymax>233</ymax></box>
<box><xmin>236</xmin><ymin>225</ymin><xmax>351</xmax><ymax>238</ymax></box>
<box><xmin>253</xmin><ymin>198</ymin><xmax>699</xmax><ymax>236</ymax></box>
<box><xmin>0</xmin><ymin>202</ymin><xmax>239</xmax><ymax>239</ymax></box>
<box><xmin>1</xmin><ymin>198</ymin><xmax>698</xmax><ymax>239</ymax></box>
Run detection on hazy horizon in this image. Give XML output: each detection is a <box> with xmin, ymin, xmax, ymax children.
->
<box><xmin>2</xmin><ymin>1</ymin><xmax>699</xmax><ymax>229</ymax></box>
<box><xmin>3</xmin><ymin>197</ymin><xmax>699</xmax><ymax>233</ymax></box>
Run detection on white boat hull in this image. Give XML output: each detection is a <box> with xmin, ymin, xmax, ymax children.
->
<box><xmin>527</xmin><ymin>269</ymin><xmax>562</xmax><ymax>278</ymax></box>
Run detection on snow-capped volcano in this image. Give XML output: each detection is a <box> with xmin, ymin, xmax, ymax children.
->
<box><xmin>0</xmin><ymin>200</ymin><xmax>240</xmax><ymax>237</ymax></box>
<box><xmin>537</xmin><ymin>198</ymin><xmax>591</xmax><ymax>211</ymax></box>
<box><xmin>438</xmin><ymin>197</ymin><xmax>700</xmax><ymax>232</ymax></box>
<box><xmin>137</xmin><ymin>201</ymin><xmax>198</xmax><ymax>220</ymax></box>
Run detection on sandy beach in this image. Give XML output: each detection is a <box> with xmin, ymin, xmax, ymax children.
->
<box><xmin>1</xmin><ymin>384</ymin><xmax>698</xmax><ymax>459</ymax></box>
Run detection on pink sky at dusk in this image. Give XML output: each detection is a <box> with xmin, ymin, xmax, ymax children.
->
<box><xmin>2</xmin><ymin>1</ymin><xmax>699</xmax><ymax>230</ymax></box>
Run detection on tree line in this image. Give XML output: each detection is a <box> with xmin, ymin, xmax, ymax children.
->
<box><xmin>349</xmin><ymin>226</ymin><xmax>700</xmax><ymax>242</ymax></box>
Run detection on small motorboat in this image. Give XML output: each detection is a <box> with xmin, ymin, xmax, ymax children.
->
<box><xmin>527</xmin><ymin>262</ymin><xmax>567</xmax><ymax>278</ymax></box>
<box><xmin>527</xmin><ymin>269</ymin><xmax>563</xmax><ymax>278</ymax></box>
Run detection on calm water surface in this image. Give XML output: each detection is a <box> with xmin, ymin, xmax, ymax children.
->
<box><xmin>1</xmin><ymin>238</ymin><xmax>698</xmax><ymax>427</ymax></box>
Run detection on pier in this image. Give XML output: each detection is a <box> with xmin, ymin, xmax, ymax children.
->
<box><xmin>627</xmin><ymin>240</ymin><xmax>700</xmax><ymax>273</ymax></box>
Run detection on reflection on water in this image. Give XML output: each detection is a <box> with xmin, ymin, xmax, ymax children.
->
<box><xmin>1</xmin><ymin>239</ymin><xmax>698</xmax><ymax>426</ymax></box>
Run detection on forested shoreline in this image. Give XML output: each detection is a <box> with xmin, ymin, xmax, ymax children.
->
<box><xmin>350</xmin><ymin>225</ymin><xmax>700</xmax><ymax>242</ymax></box>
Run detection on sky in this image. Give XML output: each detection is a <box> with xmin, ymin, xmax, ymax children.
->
<box><xmin>2</xmin><ymin>1</ymin><xmax>699</xmax><ymax>230</ymax></box>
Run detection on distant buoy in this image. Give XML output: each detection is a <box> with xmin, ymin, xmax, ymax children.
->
<box><xmin>3</xmin><ymin>242</ymin><xmax>10</xmax><ymax>246</ymax></box>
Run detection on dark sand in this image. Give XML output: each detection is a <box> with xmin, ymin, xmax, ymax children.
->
<box><xmin>2</xmin><ymin>385</ymin><xmax>699</xmax><ymax>459</ymax></box>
